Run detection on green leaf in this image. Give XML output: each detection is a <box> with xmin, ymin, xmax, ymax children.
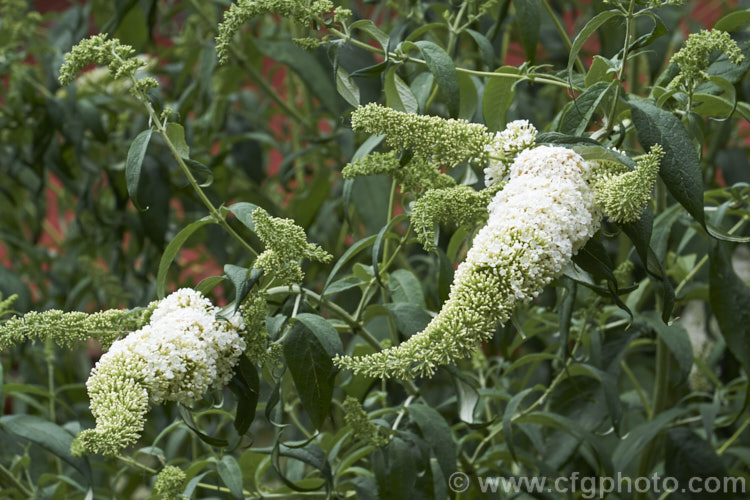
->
<box><xmin>217</xmin><ymin>455</ymin><xmax>244</xmax><ymax>500</ymax></box>
<box><xmin>612</xmin><ymin>407</ymin><xmax>687</xmax><ymax>470</ymax></box>
<box><xmin>515</xmin><ymin>0</ymin><xmax>541</xmax><ymax>63</ymax></box>
<box><xmin>385</xmin><ymin>67</ymin><xmax>418</xmax><ymax>114</ymax></box>
<box><xmin>166</xmin><ymin>123</ymin><xmax>190</xmax><ymax>159</ymax></box>
<box><xmin>630</xmin><ymin>97</ymin><xmax>705</xmax><ymax>227</ymax></box>
<box><xmin>482</xmin><ymin>66</ymin><xmax>521</xmax><ymax>131</ymax></box>
<box><xmin>156</xmin><ymin>216</ymin><xmax>215</xmax><ymax>298</ymax></box>
<box><xmin>0</xmin><ymin>415</ymin><xmax>91</xmax><ymax>482</ymax></box>
<box><xmin>559</xmin><ymin>81</ymin><xmax>614</xmax><ymax>136</ymax></box>
<box><xmin>388</xmin><ymin>269</ymin><xmax>426</xmax><ymax>307</ymax></box>
<box><xmin>283</xmin><ymin>314</ymin><xmax>342</xmax><ymax>429</ymax></box>
<box><xmin>715</xmin><ymin>9</ymin><xmax>750</xmax><ymax>32</ymax></box>
<box><xmin>709</xmin><ymin>241</ymin><xmax>750</xmax><ymax>374</ymax></box>
<box><xmin>125</xmin><ymin>129</ymin><xmax>152</xmax><ymax>210</ymax></box>
<box><xmin>178</xmin><ymin>405</ymin><xmax>229</xmax><ymax>447</ymax></box>
<box><xmin>323</xmin><ymin>234</ymin><xmax>378</xmax><ymax>291</ymax></box>
<box><xmin>336</xmin><ymin>67</ymin><xmax>360</xmax><ymax>108</ymax></box>
<box><xmin>408</xmin><ymin>404</ymin><xmax>457</xmax><ymax>480</ymax></box>
<box><xmin>503</xmin><ymin>387</ymin><xmax>537</xmax><ymax>462</ymax></box>
<box><xmin>585</xmin><ymin>55</ymin><xmax>615</xmax><ymax>87</ymax></box>
<box><xmin>414</xmin><ymin>41</ymin><xmax>460</xmax><ymax>117</ymax></box>
<box><xmin>643</xmin><ymin>312</ymin><xmax>693</xmax><ymax>383</ymax></box>
<box><xmin>466</xmin><ymin>29</ymin><xmax>495</xmax><ymax>68</ymax></box>
<box><xmin>386</xmin><ymin>437</ymin><xmax>416</xmax><ymax>500</ymax></box>
<box><xmin>224</xmin><ymin>202</ymin><xmax>260</xmax><ymax>232</ymax></box>
<box><xmin>229</xmin><ymin>356</ymin><xmax>259</xmax><ymax>436</ymax></box>
<box><xmin>458</xmin><ymin>73</ymin><xmax>478</xmax><ymax>120</ymax></box>
<box><xmin>349</xmin><ymin>19</ymin><xmax>390</xmax><ymax>49</ymax></box>
<box><xmin>254</xmin><ymin>39</ymin><xmax>338</xmax><ymax>114</ymax></box>
<box><xmin>568</xmin><ymin>10</ymin><xmax>621</xmax><ymax>83</ymax></box>
<box><xmin>383</xmin><ymin>303</ymin><xmax>432</xmax><ymax>338</ymax></box>
<box><xmin>665</xmin><ymin>428</ymin><xmax>729</xmax><ymax>500</ymax></box>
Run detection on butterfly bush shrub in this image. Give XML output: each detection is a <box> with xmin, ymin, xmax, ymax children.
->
<box><xmin>1</xmin><ymin>0</ymin><xmax>750</xmax><ymax>498</ymax></box>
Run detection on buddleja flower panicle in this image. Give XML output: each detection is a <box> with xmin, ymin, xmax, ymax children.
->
<box><xmin>342</xmin><ymin>151</ymin><xmax>456</xmax><ymax>194</ymax></box>
<box><xmin>670</xmin><ymin>29</ymin><xmax>745</xmax><ymax>91</ymax></box>
<box><xmin>336</xmin><ymin>146</ymin><xmax>602</xmax><ymax>379</ymax></box>
<box><xmin>73</xmin><ymin>289</ymin><xmax>247</xmax><ymax>456</ymax></box>
<box><xmin>411</xmin><ymin>185</ymin><xmax>499</xmax><ymax>253</ymax></box>
<box><xmin>350</xmin><ymin>104</ymin><xmax>494</xmax><ymax>167</ymax></box>
<box><xmin>342</xmin><ymin>396</ymin><xmax>390</xmax><ymax>447</ymax></box>
<box><xmin>484</xmin><ymin>119</ymin><xmax>537</xmax><ymax>187</ymax></box>
<box><xmin>58</xmin><ymin>34</ymin><xmax>147</xmax><ymax>87</ymax></box>
<box><xmin>0</xmin><ymin>308</ymin><xmax>149</xmax><ymax>352</ymax></box>
<box><xmin>216</xmin><ymin>0</ymin><xmax>351</xmax><ymax>64</ymax></box>
<box><xmin>253</xmin><ymin>207</ymin><xmax>332</xmax><ymax>286</ymax></box>
<box><xmin>594</xmin><ymin>144</ymin><xmax>664</xmax><ymax>223</ymax></box>
<box><xmin>153</xmin><ymin>465</ymin><xmax>187</xmax><ymax>500</ymax></box>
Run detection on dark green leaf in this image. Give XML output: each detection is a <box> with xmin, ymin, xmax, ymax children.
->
<box><xmin>385</xmin><ymin>67</ymin><xmax>418</xmax><ymax>114</ymax></box>
<box><xmin>225</xmin><ymin>202</ymin><xmax>260</xmax><ymax>232</ymax></box>
<box><xmin>515</xmin><ymin>0</ymin><xmax>541</xmax><ymax>62</ymax></box>
<box><xmin>414</xmin><ymin>41</ymin><xmax>460</xmax><ymax>117</ymax></box>
<box><xmin>482</xmin><ymin>67</ymin><xmax>521</xmax><ymax>131</ymax></box>
<box><xmin>165</xmin><ymin>123</ymin><xmax>190</xmax><ymax>159</ymax></box>
<box><xmin>336</xmin><ymin>67</ymin><xmax>360</xmax><ymax>108</ymax></box>
<box><xmin>709</xmin><ymin>241</ymin><xmax>750</xmax><ymax>373</ymax></box>
<box><xmin>157</xmin><ymin>217</ymin><xmax>215</xmax><ymax>298</ymax></box>
<box><xmin>217</xmin><ymin>455</ymin><xmax>244</xmax><ymax>500</ymax></box>
<box><xmin>283</xmin><ymin>314</ymin><xmax>342</xmax><ymax>429</ymax></box>
<box><xmin>568</xmin><ymin>10</ymin><xmax>621</xmax><ymax>83</ymax></box>
<box><xmin>408</xmin><ymin>404</ymin><xmax>456</xmax><ymax>479</ymax></box>
<box><xmin>558</xmin><ymin>81</ymin><xmax>614</xmax><ymax>136</ymax></box>
<box><xmin>630</xmin><ymin>97</ymin><xmax>705</xmax><ymax>227</ymax></box>
<box><xmin>665</xmin><ymin>428</ymin><xmax>729</xmax><ymax>500</ymax></box>
<box><xmin>0</xmin><ymin>415</ymin><xmax>91</xmax><ymax>482</ymax></box>
<box><xmin>229</xmin><ymin>356</ymin><xmax>259</xmax><ymax>436</ymax></box>
<box><xmin>125</xmin><ymin>129</ymin><xmax>152</xmax><ymax>210</ymax></box>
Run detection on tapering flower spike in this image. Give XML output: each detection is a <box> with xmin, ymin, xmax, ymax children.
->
<box><xmin>335</xmin><ymin>145</ymin><xmax>602</xmax><ymax>379</ymax></box>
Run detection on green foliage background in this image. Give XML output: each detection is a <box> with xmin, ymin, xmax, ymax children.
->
<box><xmin>1</xmin><ymin>0</ymin><xmax>750</xmax><ymax>498</ymax></box>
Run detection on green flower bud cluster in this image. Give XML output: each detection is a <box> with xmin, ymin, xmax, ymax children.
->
<box><xmin>350</xmin><ymin>104</ymin><xmax>494</xmax><ymax>167</ymax></box>
<box><xmin>670</xmin><ymin>29</ymin><xmax>744</xmax><ymax>91</ymax></box>
<box><xmin>0</xmin><ymin>294</ymin><xmax>18</xmax><ymax>318</ymax></box>
<box><xmin>241</xmin><ymin>290</ymin><xmax>282</xmax><ymax>364</ymax></box>
<box><xmin>153</xmin><ymin>465</ymin><xmax>187</xmax><ymax>500</ymax></box>
<box><xmin>58</xmin><ymin>34</ymin><xmax>150</xmax><ymax>88</ymax></box>
<box><xmin>216</xmin><ymin>0</ymin><xmax>351</xmax><ymax>64</ymax></box>
<box><xmin>594</xmin><ymin>145</ymin><xmax>664</xmax><ymax>223</ymax></box>
<box><xmin>342</xmin><ymin>397</ymin><xmax>389</xmax><ymax>447</ymax></box>
<box><xmin>253</xmin><ymin>207</ymin><xmax>332</xmax><ymax>286</ymax></box>
<box><xmin>0</xmin><ymin>307</ymin><xmax>151</xmax><ymax>352</ymax></box>
<box><xmin>614</xmin><ymin>260</ymin><xmax>635</xmax><ymax>287</ymax></box>
<box><xmin>411</xmin><ymin>185</ymin><xmax>500</xmax><ymax>253</ymax></box>
<box><xmin>71</xmin><ymin>352</ymin><xmax>149</xmax><ymax>456</ymax></box>
<box><xmin>342</xmin><ymin>151</ymin><xmax>456</xmax><ymax>194</ymax></box>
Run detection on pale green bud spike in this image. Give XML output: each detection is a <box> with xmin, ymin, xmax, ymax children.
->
<box><xmin>595</xmin><ymin>144</ymin><xmax>664</xmax><ymax>224</ymax></box>
<box><xmin>343</xmin><ymin>152</ymin><xmax>456</xmax><ymax>194</ymax></box>
<box><xmin>342</xmin><ymin>396</ymin><xmax>390</xmax><ymax>446</ymax></box>
<box><xmin>58</xmin><ymin>34</ymin><xmax>147</xmax><ymax>87</ymax></box>
<box><xmin>0</xmin><ymin>308</ymin><xmax>151</xmax><ymax>352</ymax></box>
<box><xmin>350</xmin><ymin>104</ymin><xmax>494</xmax><ymax>167</ymax></box>
<box><xmin>670</xmin><ymin>29</ymin><xmax>744</xmax><ymax>90</ymax></box>
<box><xmin>153</xmin><ymin>466</ymin><xmax>187</xmax><ymax>500</ymax></box>
<box><xmin>241</xmin><ymin>291</ymin><xmax>281</xmax><ymax>364</ymax></box>
<box><xmin>411</xmin><ymin>185</ymin><xmax>500</xmax><ymax>252</ymax></box>
<box><xmin>252</xmin><ymin>207</ymin><xmax>332</xmax><ymax>285</ymax></box>
<box><xmin>0</xmin><ymin>294</ymin><xmax>18</xmax><ymax>318</ymax></box>
<box><xmin>216</xmin><ymin>0</ymin><xmax>310</xmax><ymax>64</ymax></box>
<box><xmin>71</xmin><ymin>353</ymin><xmax>149</xmax><ymax>456</ymax></box>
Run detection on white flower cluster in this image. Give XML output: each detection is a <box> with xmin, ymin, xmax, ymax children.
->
<box><xmin>103</xmin><ymin>288</ymin><xmax>246</xmax><ymax>404</ymax></box>
<box><xmin>336</xmin><ymin>145</ymin><xmax>601</xmax><ymax>379</ymax></box>
<box><xmin>470</xmin><ymin>145</ymin><xmax>601</xmax><ymax>300</ymax></box>
<box><xmin>484</xmin><ymin>120</ymin><xmax>537</xmax><ymax>187</ymax></box>
<box><xmin>74</xmin><ymin>289</ymin><xmax>246</xmax><ymax>455</ymax></box>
